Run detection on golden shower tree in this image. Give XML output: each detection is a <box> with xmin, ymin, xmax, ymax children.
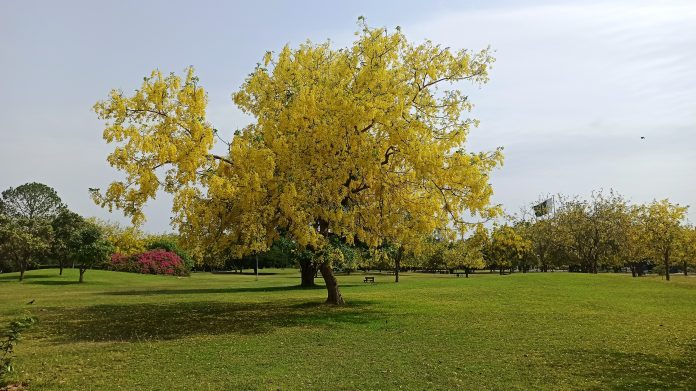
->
<box><xmin>93</xmin><ymin>20</ymin><xmax>502</xmax><ymax>304</ymax></box>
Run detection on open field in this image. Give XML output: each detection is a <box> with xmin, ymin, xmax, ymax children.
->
<box><xmin>1</xmin><ymin>269</ymin><xmax>695</xmax><ymax>390</ymax></box>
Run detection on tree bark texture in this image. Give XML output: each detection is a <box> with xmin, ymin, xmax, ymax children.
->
<box><xmin>319</xmin><ymin>262</ymin><xmax>345</xmax><ymax>305</ymax></box>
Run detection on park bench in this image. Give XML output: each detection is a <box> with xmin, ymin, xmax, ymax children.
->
<box><xmin>364</xmin><ymin>276</ymin><xmax>375</xmax><ymax>283</ymax></box>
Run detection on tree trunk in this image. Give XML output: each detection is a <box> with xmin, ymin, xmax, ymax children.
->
<box><xmin>631</xmin><ymin>265</ymin><xmax>637</xmax><ymax>277</ymax></box>
<box><xmin>664</xmin><ymin>257</ymin><xmax>670</xmax><ymax>281</ymax></box>
<box><xmin>19</xmin><ymin>267</ymin><xmax>25</xmax><ymax>282</ymax></box>
<box><xmin>395</xmin><ymin>258</ymin><xmax>400</xmax><ymax>283</ymax></box>
<box><xmin>395</xmin><ymin>246</ymin><xmax>404</xmax><ymax>283</ymax></box>
<box><xmin>465</xmin><ymin>268</ymin><xmax>469</xmax><ymax>278</ymax></box>
<box><xmin>59</xmin><ymin>262</ymin><xmax>64</xmax><ymax>276</ymax></box>
<box><xmin>499</xmin><ymin>267</ymin><xmax>503</xmax><ymax>275</ymax></box>
<box><xmin>79</xmin><ymin>268</ymin><xmax>86</xmax><ymax>283</ymax></box>
<box><xmin>319</xmin><ymin>262</ymin><xmax>344</xmax><ymax>305</ymax></box>
<box><xmin>684</xmin><ymin>261</ymin><xmax>688</xmax><ymax>276</ymax></box>
<box><xmin>299</xmin><ymin>260</ymin><xmax>316</xmax><ymax>287</ymax></box>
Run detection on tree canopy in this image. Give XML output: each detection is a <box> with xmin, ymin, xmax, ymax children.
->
<box><xmin>93</xmin><ymin>21</ymin><xmax>502</xmax><ymax>303</ymax></box>
<box><xmin>1</xmin><ymin>182</ymin><xmax>64</xmax><ymax>220</ymax></box>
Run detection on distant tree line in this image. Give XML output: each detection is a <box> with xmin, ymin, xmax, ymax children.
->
<box><xmin>0</xmin><ymin>183</ymin><xmax>111</xmax><ymax>282</ymax></box>
<box><xmin>0</xmin><ymin>183</ymin><xmax>193</xmax><ymax>282</ymax></box>
<box><xmin>234</xmin><ymin>190</ymin><xmax>694</xmax><ymax>284</ymax></box>
<box><xmin>3</xmin><ymin>184</ymin><xmax>693</xmax><ymax>285</ymax></box>
<box><xmin>486</xmin><ymin>191</ymin><xmax>695</xmax><ymax>279</ymax></box>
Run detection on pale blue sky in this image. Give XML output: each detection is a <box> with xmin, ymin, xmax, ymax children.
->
<box><xmin>1</xmin><ymin>0</ymin><xmax>695</xmax><ymax>232</ymax></box>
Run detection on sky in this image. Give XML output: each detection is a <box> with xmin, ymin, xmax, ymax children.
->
<box><xmin>1</xmin><ymin>0</ymin><xmax>695</xmax><ymax>232</ymax></box>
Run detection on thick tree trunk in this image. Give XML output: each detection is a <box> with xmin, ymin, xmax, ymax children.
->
<box><xmin>684</xmin><ymin>261</ymin><xmax>688</xmax><ymax>276</ymax></box>
<box><xmin>79</xmin><ymin>268</ymin><xmax>86</xmax><ymax>283</ymax></box>
<box><xmin>19</xmin><ymin>267</ymin><xmax>25</xmax><ymax>282</ymax></box>
<box><xmin>631</xmin><ymin>265</ymin><xmax>637</xmax><ymax>277</ymax></box>
<box><xmin>499</xmin><ymin>267</ymin><xmax>503</xmax><ymax>275</ymax></box>
<box><xmin>319</xmin><ymin>262</ymin><xmax>344</xmax><ymax>305</ymax></box>
<box><xmin>465</xmin><ymin>268</ymin><xmax>469</xmax><ymax>278</ymax></box>
<box><xmin>299</xmin><ymin>260</ymin><xmax>316</xmax><ymax>287</ymax></box>
<box><xmin>664</xmin><ymin>257</ymin><xmax>670</xmax><ymax>281</ymax></box>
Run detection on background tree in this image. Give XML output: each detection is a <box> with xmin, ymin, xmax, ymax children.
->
<box><xmin>554</xmin><ymin>191</ymin><xmax>628</xmax><ymax>273</ymax></box>
<box><xmin>1</xmin><ymin>183</ymin><xmax>64</xmax><ymax>220</ymax></box>
<box><xmin>441</xmin><ymin>226</ymin><xmax>487</xmax><ymax>277</ymax></box>
<box><xmin>89</xmin><ymin>219</ymin><xmax>146</xmax><ymax>256</ymax></box>
<box><xmin>51</xmin><ymin>209</ymin><xmax>84</xmax><ymax>275</ymax></box>
<box><xmin>517</xmin><ymin>208</ymin><xmax>559</xmax><ymax>272</ymax></box>
<box><xmin>618</xmin><ymin>206</ymin><xmax>649</xmax><ymax>277</ymax></box>
<box><xmin>484</xmin><ymin>225</ymin><xmax>531</xmax><ymax>275</ymax></box>
<box><xmin>676</xmin><ymin>225</ymin><xmax>696</xmax><ymax>276</ymax></box>
<box><xmin>69</xmin><ymin>221</ymin><xmax>113</xmax><ymax>283</ymax></box>
<box><xmin>0</xmin><ymin>216</ymin><xmax>52</xmax><ymax>281</ymax></box>
<box><xmin>92</xmin><ymin>21</ymin><xmax>502</xmax><ymax>304</ymax></box>
<box><xmin>637</xmin><ymin>199</ymin><xmax>688</xmax><ymax>281</ymax></box>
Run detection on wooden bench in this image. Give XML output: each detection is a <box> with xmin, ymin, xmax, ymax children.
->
<box><xmin>363</xmin><ymin>276</ymin><xmax>375</xmax><ymax>283</ymax></box>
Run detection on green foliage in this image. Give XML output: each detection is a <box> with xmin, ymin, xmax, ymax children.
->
<box><xmin>50</xmin><ymin>209</ymin><xmax>85</xmax><ymax>270</ymax></box>
<box><xmin>0</xmin><ymin>183</ymin><xmax>61</xmax><ymax>275</ymax></box>
<box><xmin>0</xmin><ymin>314</ymin><xmax>36</xmax><ymax>384</ymax></box>
<box><xmin>71</xmin><ymin>221</ymin><xmax>113</xmax><ymax>282</ymax></box>
<box><xmin>0</xmin><ymin>215</ymin><xmax>53</xmax><ymax>278</ymax></box>
<box><xmin>1</xmin><ymin>182</ymin><xmax>64</xmax><ymax>220</ymax></box>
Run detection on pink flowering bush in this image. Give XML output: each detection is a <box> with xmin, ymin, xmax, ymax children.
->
<box><xmin>108</xmin><ymin>250</ymin><xmax>189</xmax><ymax>276</ymax></box>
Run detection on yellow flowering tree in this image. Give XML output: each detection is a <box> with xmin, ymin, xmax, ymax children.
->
<box><xmin>484</xmin><ymin>225</ymin><xmax>531</xmax><ymax>274</ymax></box>
<box><xmin>446</xmin><ymin>226</ymin><xmax>488</xmax><ymax>277</ymax></box>
<box><xmin>637</xmin><ymin>200</ymin><xmax>688</xmax><ymax>281</ymax></box>
<box><xmin>88</xmin><ymin>218</ymin><xmax>146</xmax><ymax>256</ymax></box>
<box><xmin>676</xmin><ymin>225</ymin><xmax>696</xmax><ymax>276</ymax></box>
<box><xmin>93</xmin><ymin>20</ymin><xmax>502</xmax><ymax>304</ymax></box>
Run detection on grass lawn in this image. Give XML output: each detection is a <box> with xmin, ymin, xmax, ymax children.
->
<box><xmin>0</xmin><ymin>269</ymin><xmax>695</xmax><ymax>390</ymax></box>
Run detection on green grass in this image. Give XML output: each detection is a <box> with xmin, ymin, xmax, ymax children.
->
<box><xmin>1</xmin><ymin>269</ymin><xmax>695</xmax><ymax>390</ymax></box>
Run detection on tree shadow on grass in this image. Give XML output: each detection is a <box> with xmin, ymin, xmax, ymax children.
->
<box><xmin>41</xmin><ymin>299</ymin><xmax>382</xmax><ymax>343</ymax></box>
<box><xmin>25</xmin><ymin>280</ymin><xmax>81</xmax><ymax>286</ymax></box>
<box><xmin>564</xmin><ymin>343</ymin><xmax>696</xmax><ymax>390</ymax></box>
<box><xmin>0</xmin><ymin>274</ymin><xmax>56</xmax><ymax>282</ymax></box>
<box><xmin>210</xmin><ymin>271</ymin><xmax>279</xmax><ymax>276</ymax></box>
<box><xmin>99</xmin><ymin>284</ymin><xmax>362</xmax><ymax>296</ymax></box>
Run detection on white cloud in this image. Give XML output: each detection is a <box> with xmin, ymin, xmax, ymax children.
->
<box><xmin>406</xmin><ymin>1</ymin><xmax>696</xmax><ymax>219</ymax></box>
